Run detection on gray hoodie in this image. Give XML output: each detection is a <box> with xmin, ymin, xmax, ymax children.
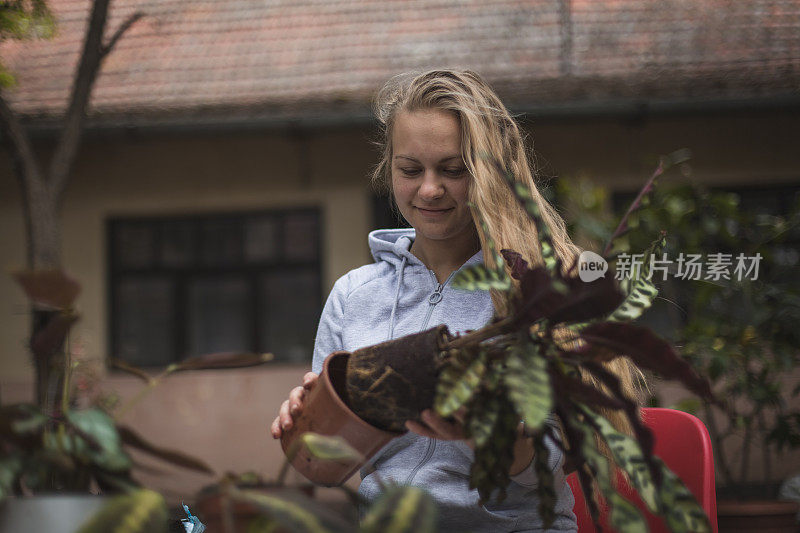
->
<box><xmin>311</xmin><ymin>229</ymin><xmax>577</xmax><ymax>532</ymax></box>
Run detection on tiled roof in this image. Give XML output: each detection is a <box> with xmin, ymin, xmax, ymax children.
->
<box><xmin>2</xmin><ymin>0</ymin><xmax>799</xmax><ymax>121</ymax></box>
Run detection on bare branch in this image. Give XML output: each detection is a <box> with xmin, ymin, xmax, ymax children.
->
<box><xmin>0</xmin><ymin>90</ymin><xmax>43</xmax><ymax>187</ymax></box>
<box><xmin>101</xmin><ymin>11</ymin><xmax>144</xmax><ymax>58</ymax></box>
<box><xmin>48</xmin><ymin>0</ymin><xmax>111</xmax><ymax>201</ymax></box>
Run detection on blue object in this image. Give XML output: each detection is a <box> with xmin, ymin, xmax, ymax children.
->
<box><xmin>181</xmin><ymin>502</ymin><xmax>205</xmax><ymax>533</ymax></box>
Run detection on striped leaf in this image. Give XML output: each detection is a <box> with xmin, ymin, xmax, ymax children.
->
<box><xmin>504</xmin><ymin>343</ymin><xmax>552</xmax><ymax>431</ymax></box>
<box><xmin>654</xmin><ymin>456</ymin><xmax>711</xmax><ymax>533</ymax></box>
<box><xmin>607</xmin><ymin>235</ymin><xmax>665</xmax><ymax>323</ymax></box>
<box><xmin>532</xmin><ymin>432</ymin><xmax>557</xmax><ymax>529</ymax></box>
<box><xmin>435</xmin><ymin>350</ymin><xmax>487</xmax><ymax>417</ymax></box>
<box><xmin>574</xmin><ymin>418</ymin><xmax>649</xmax><ymax>533</ymax></box>
<box><xmin>489</xmin><ymin>159</ymin><xmax>558</xmax><ymax>275</ymax></box>
<box><xmin>452</xmin><ymin>264</ymin><xmax>512</xmax><ymax>291</ymax></box>
<box><xmin>607</xmin><ymin>492</ymin><xmax>649</xmax><ymax>533</ymax></box>
<box><xmin>472</xmin><ymin>207</ymin><xmax>512</xmax><ymax>288</ymax></box>
<box><xmin>360</xmin><ymin>486</ymin><xmax>437</xmax><ymax>533</ymax></box>
<box><xmin>470</xmin><ymin>404</ymin><xmax>519</xmax><ymax>504</ymax></box>
<box><xmin>467</xmin><ymin>394</ymin><xmax>501</xmax><ymax>448</ymax></box>
<box><xmin>76</xmin><ymin>489</ymin><xmax>167</xmax><ymax>533</ymax></box>
<box><xmin>581</xmin><ymin>407</ymin><xmax>658</xmax><ymax>512</ymax></box>
<box><xmin>300</xmin><ymin>433</ymin><xmax>363</xmax><ymax>463</ymax></box>
<box><xmin>231</xmin><ymin>488</ymin><xmax>347</xmax><ymax>533</ymax></box>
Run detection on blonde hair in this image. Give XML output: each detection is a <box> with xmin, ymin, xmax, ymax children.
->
<box><xmin>372</xmin><ymin>69</ymin><xmax>642</xmax><ymax>434</ymax></box>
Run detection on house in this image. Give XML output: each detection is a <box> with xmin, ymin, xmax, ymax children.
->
<box><xmin>1</xmin><ymin>0</ymin><xmax>799</xmax><ymax>500</ymax></box>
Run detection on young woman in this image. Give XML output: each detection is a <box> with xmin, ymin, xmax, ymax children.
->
<box><xmin>271</xmin><ymin>69</ymin><xmax>633</xmax><ymax>532</ymax></box>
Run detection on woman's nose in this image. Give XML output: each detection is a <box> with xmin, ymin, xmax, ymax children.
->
<box><xmin>418</xmin><ymin>171</ymin><xmax>444</xmax><ymax>200</ymax></box>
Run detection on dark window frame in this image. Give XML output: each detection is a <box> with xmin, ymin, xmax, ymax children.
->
<box><xmin>107</xmin><ymin>208</ymin><xmax>323</xmax><ymax>369</ymax></box>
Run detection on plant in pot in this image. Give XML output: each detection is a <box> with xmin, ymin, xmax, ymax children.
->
<box><xmin>283</xmin><ymin>152</ymin><xmax>720</xmax><ymax>532</ymax></box>
<box><xmin>192</xmin><ymin>432</ymin><xmax>440</xmax><ymax>532</ymax></box>
<box><xmin>0</xmin><ymin>270</ymin><xmax>273</xmax><ymax>532</ymax></box>
<box><xmin>605</xmin><ymin>179</ymin><xmax>800</xmax><ymax>529</ymax></box>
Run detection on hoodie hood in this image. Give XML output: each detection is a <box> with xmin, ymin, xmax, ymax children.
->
<box><xmin>368</xmin><ymin>228</ymin><xmax>418</xmax><ymax>265</ymax></box>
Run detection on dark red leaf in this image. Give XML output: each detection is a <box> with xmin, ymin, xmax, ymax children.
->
<box><xmin>118</xmin><ymin>425</ymin><xmax>215</xmax><ymax>475</ymax></box>
<box><xmin>174</xmin><ymin>352</ymin><xmax>273</xmax><ymax>371</ymax></box>
<box><xmin>13</xmin><ymin>269</ymin><xmax>81</xmax><ymax>309</ymax></box>
<box><xmin>551</xmin><ymin>372</ymin><xmax>625</xmax><ymax>411</ymax></box>
<box><xmin>579</xmin><ymin>322</ymin><xmax>715</xmax><ymax>403</ymax></box>
<box><xmin>547</xmin><ymin>275</ymin><xmax>625</xmax><ymax>325</ymax></box>
<box><xmin>500</xmin><ymin>249</ymin><xmax>529</xmax><ymax>280</ymax></box>
<box><xmin>109</xmin><ymin>358</ymin><xmax>153</xmax><ymax>384</ymax></box>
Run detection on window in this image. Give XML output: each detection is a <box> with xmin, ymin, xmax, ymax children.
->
<box><xmin>108</xmin><ymin>209</ymin><xmax>322</xmax><ymax>367</ymax></box>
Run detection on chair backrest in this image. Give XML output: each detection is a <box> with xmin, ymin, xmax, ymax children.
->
<box><xmin>566</xmin><ymin>407</ymin><xmax>718</xmax><ymax>533</ymax></box>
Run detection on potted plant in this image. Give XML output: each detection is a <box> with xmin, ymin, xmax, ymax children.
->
<box><xmin>0</xmin><ymin>270</ymin><xmax>273</xmax><ymax>532</ymax></box>
<box><xmin>605</xmin><ymin>178</ymin><xmax>800</xmax><ymax>529</ymax></box>
<box><xmin>283</xmin><ymin>152</ymin><xmax>718</xmax><ymax>532</ymax></box>
<box><xmin>180</xmin><ymin>431</ymin><xmax>439</xmax><ymax>532</ymax></box>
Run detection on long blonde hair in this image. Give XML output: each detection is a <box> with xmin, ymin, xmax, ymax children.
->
<box><xmin>371</xmin><ymin>69</ymin><xmax>642</xmax><ymax>433</ymax></box>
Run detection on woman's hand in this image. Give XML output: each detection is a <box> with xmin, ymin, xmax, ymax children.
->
<box><xmin>270</xmin><ymin>372</ymin><xmax>318</xmax><ymax>439</ymax></box>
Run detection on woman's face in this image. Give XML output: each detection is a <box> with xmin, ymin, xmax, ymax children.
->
<box><xmin>391</xmin><ymin>109</ymin><xmax>475</xmax><ymax>251</ymax></box>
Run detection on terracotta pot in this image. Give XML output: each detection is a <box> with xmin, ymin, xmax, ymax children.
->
<box><xmin>280</xmin><ymin>351</ymin><xmax>401</xmax><ymax>486</ymax></box>
<box><xmin>717</xmin><ymin>499</ymin><xmax>800</xmax><ymax>532</ymax></box>
<box><xmin>346</xmin><ymin>325</ymin><xmax>452</xmax><ymax>432</ymax></box>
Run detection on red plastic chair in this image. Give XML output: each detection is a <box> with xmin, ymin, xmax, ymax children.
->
<box><xmin>567</xmin><ymin>407</ymin><xmax>718</xmax><ymax>533</ymax></box>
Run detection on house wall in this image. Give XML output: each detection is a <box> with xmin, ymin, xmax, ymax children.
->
<box><xmin>1</xmin><ymin>109</ymin><xmax>798</xmax><ymax>503</ymax></box>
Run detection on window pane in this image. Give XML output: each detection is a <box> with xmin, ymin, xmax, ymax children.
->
<box><xmin>115</xmin><ymin>224</ymin><xmax>154</xmax><ymax>269</ymax></box>
<box><xmin>284</xmin><ymin>213</ymin><xmax>318</xmax><ymax>260</ymax></box>
<box><xmin>115</xmin><ymin>278</ymin><xmax>173</xmax><ymax>366</ymax></box>
<box><xmin>161</xmin><ymin>220</ymin><xmax>195</xmax><ymax>267</ymax></box>
<box><xmin>200</xmin><ymin>219</ymin><xmax>242</xmax><ymax>266</ymax></box>
<box><xmin>187</xmin><ymin>277</ymin><xmax>250</xmax><ymax>356</ymax></box>
<box><xmin>244</xmin><ymin>216</ymin><xmax>278</xmax><ymax>263</ymax></box>
<box><xmin>260</xmin><ymin>270</ymin><xmax>319</xmax><ymax>363</ymax></box>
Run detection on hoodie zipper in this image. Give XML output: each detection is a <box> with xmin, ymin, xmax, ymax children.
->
<box><xmin>408</xmin><ymin>269</ymin><xmax>458</xmax><ymax>485</ymax></box>
<box><xmin>420</xmin><ymin>270</ymin><xmax>456</xmax><ymax>330</ymax></box>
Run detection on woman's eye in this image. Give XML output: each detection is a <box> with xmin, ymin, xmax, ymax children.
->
<box><xmin>443</xmin><ymin>167</ymin><xmax>467</xmax><ymax>177</ymax></box>
<box><xmin>400</xmin><ymin>168</ymin><xmax>422</xmax><ymax>176</ymax></box>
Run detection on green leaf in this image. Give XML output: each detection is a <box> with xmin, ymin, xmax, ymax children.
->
<box><xmin>607</xmin><ymin>492</ymin><xmax>649</xmax><ymax>533</ymax></box>
<box><xmin>573</xmin><ymin>417</ymin><xmax>649</xmax><ymax>533</ymax></box>
<box><xmin>231</xmin><ymin>487</ymin><xmax>347</xmax><ymax>533</ymax></box>
<box><xmin>435</xmin><ymin>350</ymin><xmax>487</xmax><ymax>417</ymax></box>
<box><xmin>360</xmin><ymin>485</ymin><xmax>437</xmax><ymax>533</ymax></box>
<box><xmin>607</xmin><ymin>235</ymin><xmax>664</xmax><ymax>323</ymax></box>
<box><xmin>0</xmin><ymin>455</ymin><xmax>22</xmax><ymax>500</ymax></box>
<box><xmin>488</xmin><ymin>158</ymin><xmax>558</xmax><ymax>274</ymax></box>
<box><xmin>655</xmin><ymin>457</ymin><xmax>711</xmax><ymax>533</ymax></box>
<box><xmin>580</xmin><ymin>408</ymin><xmax>658</xmax><ymax>512</ymax></box>
<box><xmin>470</xmin><ymin>403</ymin><xmax>519</xmax><ymax>504</ymax></box>
<box><xmin>76</xmin><ymin>489</ymin><xmax>167</xmax><ymax>533</ymax></box>
<box><xmin>67</xmin><ymin>409</ymin><xmax>132</xmax><ymax>472</ymax></box>
<box><xmin>300</xmin><ymin>433</ymin><xmax>363</xmax><ymax>463</ymax></box>
<box><xmin>452</xmin><ymin>264</ymin><xmax>512</xmax><ymax>292</ymax></box>
<box><xmin>504</xmin><ymin>343</ymin><xmax>552</xmax><ymax>431</ymax></box>
<box><xmin>472</xmin><ymin>207</ymin><xmax>512</xmax><ymax>287</ymax></box>
<box><xmin>248</xmin><ymin>516</ymin><xmax>282</xmax><ymax>533</ymax></box>
<box><xmin>11</xmin><ymin>409</ymin><xmax>47</xmax><ymax>434</ymax></box>
<box><xmin>466</xmin><ymin>395</ymin><xmax>500</xmax><ymax>448</ymax></box>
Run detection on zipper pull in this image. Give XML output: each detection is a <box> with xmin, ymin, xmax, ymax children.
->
<box><xmin>429</xmin><ymin>283</ymin><xmax>444</xmax><ymax>304</ymax></box>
